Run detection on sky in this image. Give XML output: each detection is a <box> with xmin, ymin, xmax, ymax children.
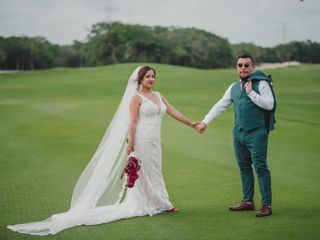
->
<box><xmin>0</xmin><ymin>0</ymin><xmax>319</xmax><ymax>47</ymax></box>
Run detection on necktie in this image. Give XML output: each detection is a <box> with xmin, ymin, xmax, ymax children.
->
<box><xmin>241</xmin><ymin>80</ymin><xmax>247</xmax><ymax>91</ymax></box>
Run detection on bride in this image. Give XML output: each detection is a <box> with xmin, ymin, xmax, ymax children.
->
<box><xmin>7</xmin><ymin>66</ymin><xmax>196</xmax><ymax>235</ymax></box>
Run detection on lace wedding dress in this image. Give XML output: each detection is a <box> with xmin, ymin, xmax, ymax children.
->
<box><xmin>7</xmin><ymin>67</ymin><xmax>173</xmax><ymax>235</ymax></box>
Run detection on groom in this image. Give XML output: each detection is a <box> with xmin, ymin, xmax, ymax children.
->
<box><xmin>195</xmin><ymin>54</ymin><xmax>276</xmax><ymax>217</ymax></box>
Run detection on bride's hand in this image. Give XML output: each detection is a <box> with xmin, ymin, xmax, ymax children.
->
<box><xmin>194</xmin><ymin>122</ymin><xmax>207</xmax><ymax>133</ymax></box>
<box><xmin>126</xmin><ymin>144</ymin><xmax>134</xmax><ymax>155</ymax></box>
<box><xmin>191</xmin><ymin>121</ymin><xmax>201</xmax><ymax>129</ymax></box>
<box><xmin>190</xmin><ymin>121</ymin><xmax>196</xmax><ymax>128</ymax></box>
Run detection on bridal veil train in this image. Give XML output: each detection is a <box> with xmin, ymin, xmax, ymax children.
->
<box><xmin>7</xmin><ymin>66</ymin><xmax>174</xmax><ymax>235</ymax></box>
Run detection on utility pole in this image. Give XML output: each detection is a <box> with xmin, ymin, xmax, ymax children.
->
<box><xmin>104</xmin><ymin>0</ymin><xmax>113</xmax><ymax>22</ymax></box>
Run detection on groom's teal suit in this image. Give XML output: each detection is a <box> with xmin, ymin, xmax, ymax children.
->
<box><xmin>230</xmin><ymin>71</ymin><xmax>276</xmax><ymax>206</ymax></box>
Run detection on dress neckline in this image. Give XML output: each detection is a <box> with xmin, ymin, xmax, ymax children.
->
<box><xmin>137</xmin><ymin>92</ymin><xmax>162</xmax><ymax>110</ymax></box>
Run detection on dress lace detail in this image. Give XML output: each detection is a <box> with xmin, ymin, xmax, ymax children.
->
<box><xmin>131</xmin><ymin>92</ymin><xmax>173</xmax><ymax>215</ymax></box>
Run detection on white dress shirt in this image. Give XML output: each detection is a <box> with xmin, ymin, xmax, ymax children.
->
<box><xmin>202</xmin><ymin>80</ymin><xmax>274</xmax><ymax>126</ymax></box>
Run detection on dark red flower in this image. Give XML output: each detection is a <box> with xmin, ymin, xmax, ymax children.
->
<box><xmin>124</xmin><ymin>156</ymin><xmax>141</xmax><ymax>188</ymax></box>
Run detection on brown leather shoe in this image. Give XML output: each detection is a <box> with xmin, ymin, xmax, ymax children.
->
<box><xmin>256</xmin><ymin>205</ymin><xmax>272</xmax><ymax>217</ymax></box>
<box><xmin>228</xmin><ymin>202</ymin><xmax>255</xmax><ymax>211</ymax></box>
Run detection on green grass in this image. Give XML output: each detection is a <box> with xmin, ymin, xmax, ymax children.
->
<box><xmin>1</xmin><ymin>63</ymin><xmax>320</xmax><ymax>240</ymax></box>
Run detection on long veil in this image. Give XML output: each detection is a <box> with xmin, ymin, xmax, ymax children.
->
<box><xmin>7</xmin><ymin>66</ymin><xmax>141</xmax><ymax>235</ymax></box>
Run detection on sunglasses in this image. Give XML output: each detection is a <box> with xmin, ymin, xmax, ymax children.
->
<box><xmin>237</xmin><ymin>63</ymin><xmax>251</xmax><ymax>68</ymax></box>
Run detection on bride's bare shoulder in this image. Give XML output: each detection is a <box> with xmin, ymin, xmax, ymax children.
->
<box><xmin>130</xmin><ymin>94</ymin><xmax>142</xmax><ymax>105</ymax></box>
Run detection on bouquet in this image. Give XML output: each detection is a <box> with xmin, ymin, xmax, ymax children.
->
<box><xmin>123</xmin><ymin>156</ymin><xmax>141</xmax><ymax>188</ymax></box>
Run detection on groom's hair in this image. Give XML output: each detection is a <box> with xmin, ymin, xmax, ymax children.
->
<box><xmin>237</xmin><ymin>54</ymin><xmax>255</xmax><ymax>65</ymax></box>
<box><xmin>137</xmin><ymin>66</ymin><xmax>156</xmax><ymax>88</ymax></box>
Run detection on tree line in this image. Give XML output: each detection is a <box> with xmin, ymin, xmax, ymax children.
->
<box><xmin>1</xmin><ymin>22</ymin><xmax>319</xmax><ymax>70</ymax></box>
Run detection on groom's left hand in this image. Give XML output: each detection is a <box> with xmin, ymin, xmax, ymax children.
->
<box><xmin>244</xmin><ymin>81</ymin><xmax>252</xmax><ymax>94</ymax></box>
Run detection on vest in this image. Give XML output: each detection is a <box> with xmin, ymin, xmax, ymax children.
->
<box><xmin>231</xmin><ymin>71</ymin><xmax>276</xmax><ymax>132</ymax></box>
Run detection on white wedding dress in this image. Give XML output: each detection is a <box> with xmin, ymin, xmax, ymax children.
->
<box><xmin>7</xmin><ymin>67</ymin><xmax>173</xmax><ymax>235</ymax></box>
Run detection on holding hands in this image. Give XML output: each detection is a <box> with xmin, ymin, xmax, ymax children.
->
<box><xmin>189</xmin><ymin>121</ymin><xmax>206</xmax><ymax>133</ymax></box>
<box><xmin>189</xmin><ymin>121</ymin><xmax>207</xmax><ymax>134</ymax></box>
<box><xmin>186</xmin><ymin>121</ymin><xmax>207</xmax><ymax>134</ymax></box>
<box><xmin>194</xmin><ymin>122</ymin><xmax>207</xmax><ymax>134</ymax></box>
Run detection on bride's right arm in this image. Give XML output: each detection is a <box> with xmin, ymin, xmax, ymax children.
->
<box><xmin>127</xmin><ymin>95</ymin><xmax>141</xmax><ymax>155</ymax></box>
<box><xmin>161</xmin><ymin>95</ymin><xmax>196</xmax><ymax>128</ymax></box>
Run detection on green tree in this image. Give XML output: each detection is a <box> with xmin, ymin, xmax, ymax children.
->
<box><xmin>84</xmin><ymin>22</ymin><xmax>234</xmax><ymax>69</ymax></box>
<box><xmin>53</xmin><ymin>42</ymin><xmax>85</xmax><ymax>67</ymax></box>
<box><xmin>2</xmin><ymin>36</ymin><xmax>57</xmax><ymax>70</ymax></box>
<box><xmin>231</xmin><ymin>43</ymin><xmax>263</xmax><ymax>63</ymax></box>
<box><xmin>260</xmin><ymin>47</ymin><xmax>279</xmax><ymax>63</ymax></box>
<box><xmin>0</xmin><ymin>37</ymin><xmax>6</xmax><ymax>69</ymax></box>
<box><xmin>163</xmin><ymin>27</ymin><xmax>233</xmax><ymax>68</ymax></box>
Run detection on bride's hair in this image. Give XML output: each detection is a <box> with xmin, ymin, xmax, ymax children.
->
<box><xmin>137</xmin><ymin>66</ymin><xmax>156</xmax><ymax>90</ymax></box>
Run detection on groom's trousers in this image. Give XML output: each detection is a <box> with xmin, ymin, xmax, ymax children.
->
<box><xmin>232</xmin><ymin>127</ymin><xmax>272</xmax><ymax>206</ymax></box>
